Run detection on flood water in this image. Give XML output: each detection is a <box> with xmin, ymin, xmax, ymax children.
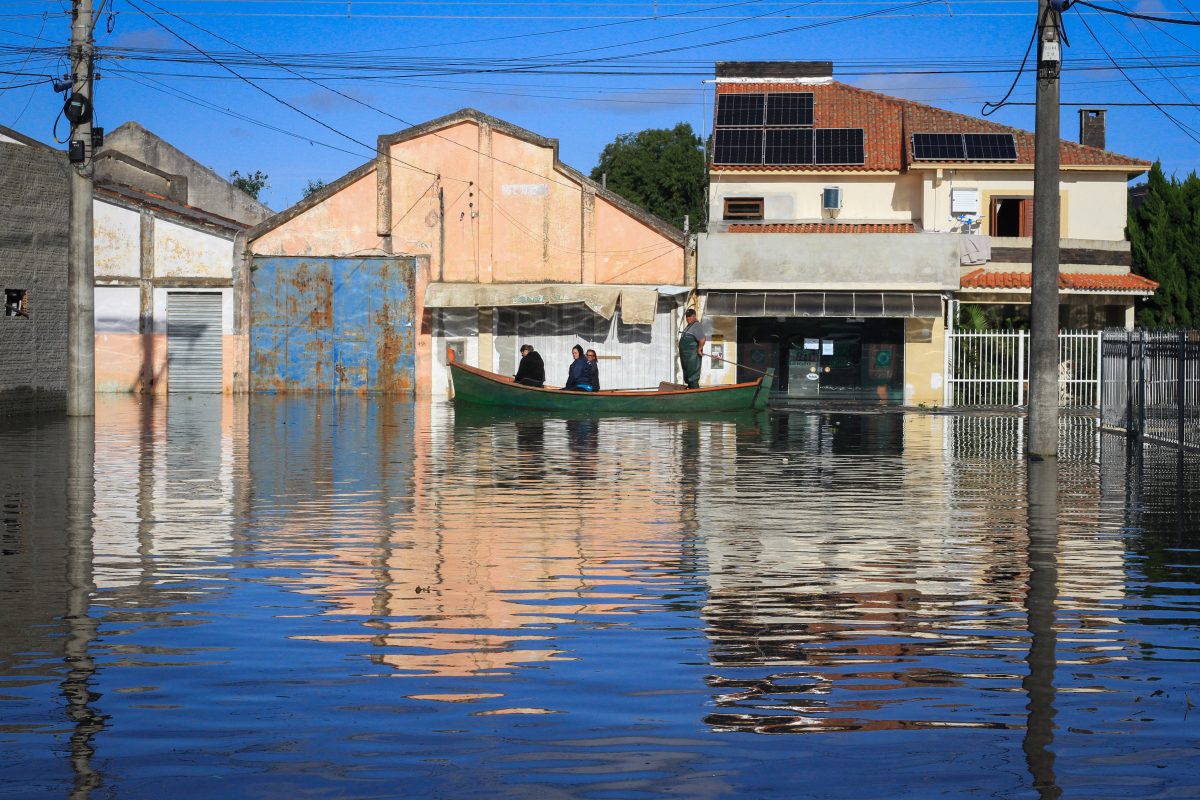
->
<box><xmin>2</xmin><ymin>397</ymin><xmax>1198</xmax><ymax>798</ymax></box>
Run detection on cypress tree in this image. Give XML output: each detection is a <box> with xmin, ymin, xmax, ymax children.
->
<box><xmin>1129</xmin><ymin>162</ymin><xmax>1193</xmax><ymax>327</ymax></box>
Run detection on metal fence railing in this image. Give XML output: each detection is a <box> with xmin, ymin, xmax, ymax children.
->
<box><xmin>946</xmin><ymin>330</ymin><xmax>1101</xmax><ymax>408</ymax></box>
<box><xmin>1100</xmin><ymin>329</ymin><xmax>1200</xmax><ymax>452</ymax></box>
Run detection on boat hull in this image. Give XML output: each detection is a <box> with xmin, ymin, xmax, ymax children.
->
<box><xmin>449</xmin><ymin>362</ymin><xmax>772</xmax><ymax>413</ymax></box>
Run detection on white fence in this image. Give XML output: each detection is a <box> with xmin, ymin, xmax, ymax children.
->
<box><xmin>945</xmin><ymin>330</ymin><xmax>1102</xmax><ymax>408</ymax></box>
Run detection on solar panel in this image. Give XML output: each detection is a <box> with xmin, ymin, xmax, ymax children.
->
<box><xmin>814</xmin><ymin>128</ymin><xmax>864</xmax><ymax>165</ymax></box>
<box><xmin>765</xmin><ymin>128</ymin><xmax>813</xmax><ymax>165</ymax></box>
<box><xmin>766</xmin><ymin>93</ymin><xmax>814</xmax><ymax>126</ymax></box>
<box><xmin>713</xmin><ymin>128</ymin><xmax>764</xmax><ymax>165</ymax></box>
<box><xmin>964</xmin><ymin>133</ymin><xmax>1018</xmax><ymax>160</ymax></box>
<box><xmin>912</xmin><ymin>132</ymin><xmax>965</xmax><ymax>161</ymax></box>
<box><xmin>716</xmin><ymin>93</ymin><xmax>765</xmax><ymax>126</ymax></box>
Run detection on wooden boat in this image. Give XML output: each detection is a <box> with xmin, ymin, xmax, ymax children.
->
<box><xmin>448</xmin><ymin>352</ymin><xmax>774</xmax><ymax>413</ymax></box>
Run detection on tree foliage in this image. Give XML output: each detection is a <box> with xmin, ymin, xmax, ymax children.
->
<box><xmin>589</xmin><ymin>123</ymin><xmax>706</xmax><ymax>231</ymax></box>
<box><xmin>1128</xmin><ymin>161</ymin><xmax>1200</xmax><ymax>328</ymax></box>
<box><xmin>229</xmin><ymin>169</ymin><xmax>269</xmax><ymax>201</ymax></box>
<box><xmin>302</xmin><ymin>178</ymin><xmax>328</xmax><ymax>199</ymax></box>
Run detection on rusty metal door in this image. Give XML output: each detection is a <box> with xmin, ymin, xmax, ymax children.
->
<box><xmin>250</xmin><ymin>256</ymin><xmax>415</xmax><ymax>393</ymax></box>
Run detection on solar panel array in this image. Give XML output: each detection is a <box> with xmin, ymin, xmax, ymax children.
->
<box><xmin>713</xmin><ymin>92</ymin><xmax>862</xmax><ymax>166</ymax></box>
<box><xmin>911</xmin><ymin>132</ymin><xmax>1018</xmax><ymax>161</ymax></box>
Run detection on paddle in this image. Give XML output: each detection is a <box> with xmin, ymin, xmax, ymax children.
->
<box><xmin>702</xmin><ymin>351</ymin><xmax>770</xmax><ymax>376</ymax></box>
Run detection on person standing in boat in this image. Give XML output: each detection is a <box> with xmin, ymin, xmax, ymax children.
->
<box><xmin>565</xmin><ymin>344</ymin><xmax>594</xmax><ymax>391</ymax></box>
<box><xmin>513</xmin><ymin>344</ymin><xmax>545</xmax><ymax>387</ymax></box>
<box><xmin>678</xmin><ymin>308</ymin><xmax>707</xmax><ymax>389</ymax></box>
<box><xmin>585</xmin><ymin>349</ymin><xmax>600</xmax><ymax>392</ymax></box>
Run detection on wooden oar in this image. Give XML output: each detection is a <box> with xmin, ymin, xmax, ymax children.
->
<box><xmin>702</xmin><ymin>351</ymin><xmax>770</xmax><ymax>376</ymax></box>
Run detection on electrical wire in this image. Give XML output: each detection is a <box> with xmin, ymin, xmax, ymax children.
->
<box><xmin>1070</xmin><ymin>0</ymin><xmax>1200</xmax><ymax>26</ymax></box>
<box><xmin>981</xmin><ymin>9</ymin><xmax>1039</xmax><ymax>115</ymax></box>
<box><xmin>1073</xmin><ymin>5</ymin><xmax>1200</xmax><ymax>144</ymax></box>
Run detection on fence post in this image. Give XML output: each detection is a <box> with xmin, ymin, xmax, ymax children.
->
<box><xmin>1017</xmin><ymin>331</ymin><xmax>1026</xmax><ymax>407</ymax></box>
<box><xmin>1125</xmin><ymin>329</ymin><xmax>1134</xmax><ymax>437</ymax></box>
<box><xmin>1137</xmin><ymin>331</ymin><xmax>1146</xmax><ymax>442</ymax></box>
<box><xmin>1180</xmin><ymin>330</ymin><xmax>1187</xmax><ymax>449</ymax></box>
<box><xmin>1094</xmin><ymin>331</ymin><xmax>1103</xmax><ymax>412</ymax></box>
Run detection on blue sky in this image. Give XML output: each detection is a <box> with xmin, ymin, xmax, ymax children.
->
<box><xmin>3</xmin><ymin>0</ymin><xmax>1199</xmax><ymax>209</ymax></box>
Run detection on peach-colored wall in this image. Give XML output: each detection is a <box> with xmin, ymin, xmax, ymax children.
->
<box><xmin>252</xmin><ymin>118</ymin><xmax>684</xmax><ymax>287</ymax></box>
<box><xmin>253</xmin><ymin>170</ymin><xmax>383</xmax><ymax>256</ymax></box>
<box><xmin>94</xmin><ymin>332</ymin><xmax>240</xmax><ymax>395</ymax></box>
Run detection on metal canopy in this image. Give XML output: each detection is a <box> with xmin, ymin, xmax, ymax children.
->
<box><xmin>704</xmin><ymin>291</ymin><xmax>943</xmax><ymax>318</ymax></box>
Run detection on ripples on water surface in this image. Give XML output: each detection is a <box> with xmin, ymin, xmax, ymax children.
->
<box><xmin>1</xmin><ymin>397</ymin><xmax>1198</xmax><ymax>798</ymax></box>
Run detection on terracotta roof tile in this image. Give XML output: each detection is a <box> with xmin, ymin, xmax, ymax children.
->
<box><xmin>960</xmin><ymin>268</ymin><xmax>1159</xmax><ymax>293</ymax></box>
<box><xmin>727</xmin><ymin>222</ymin><xmax>915</xmax><ymax>233</ymax></box>
<box><xmin>711</xmin><ymin>81</ymin><xmax>1150</xmax><ymax>173</ymax></box>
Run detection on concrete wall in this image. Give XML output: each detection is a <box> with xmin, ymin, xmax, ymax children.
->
<box><xmin>699</xmin><ymin>231</ymin><xmax>961</xmax><ymax>290</ymax></box>
<box><xmin>0</xmin><ymin>141</ymin><xmax>68</xmax><ymax>416</ymax></box>
<box><xmin>100</xmin><ymin>122</ymin><xmax>273</xmax><ymax>225</ymax></box>
<box><xmin>93</xmin><ymin>197</ymin><xmax>242</xmax><ymax>394</ymax></box>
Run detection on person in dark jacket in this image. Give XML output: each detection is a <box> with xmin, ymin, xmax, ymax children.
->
<box><xmin>564</xmin><ymin>344</ymin><xmax>594</xmax><ymax>391</ymax></box>
<box><xmin>585</xmin><ymin>349</ymin><xmax>600</xmax><ymax>392</ymax></box>
<box><xmin>513</xmin><ymin>344</ymin><xmax>545</xmax><ymax>387</ymax></box>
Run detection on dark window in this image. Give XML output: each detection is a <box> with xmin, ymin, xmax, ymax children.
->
<box><xmin>723</xmin><ymin>197</ymin><xmax>765</xmax><ymax>220</ymax></box>
<box><xmin>824</xmin><ymin>293</ymin><xmax>855</xmax><ymax>316</ymax></box>
<box><xmin>4</xmin><ymin>288</ymin><xmax>27</xmax><ymax>318</ymax></box>
<box><xmin>766</xmin><ymin>93</ymin><xmax>814</xmax><ymax>126</ymax></box>
<box><xmin>705</xmin><ymin>293</ymin><xmax>736</xmax><ymax>316</ymax></box>
<box><xmin>734</xmin><ymin>293</ymin><xmax>767</xmax><ymax>316</ymax></box>
<box><xmin>765</xmin><ymin>293</ymin><xmax>796</xmax><ymax>316</ymax></box>
<box><xmin>991</xmin><ymin>197</ymin><xmax>1032</xmax><ymax>237</ymax></box>
<box><xmin>716</xmin><ymin>93</ymin><xmax>765</xmax><ymax>126</ymax></box>
<box><xmin>765</xmin><ymin>128</ymin><xmax>813</xmax><ymax>165</ymax></box>
<box><xmin>964</xmin><ymin>133</ymin><xmax>1018</xmax><ymax>161</ymax></box>
<box><xmin>713</xmin><ymin>128</ymin><xmax>764</xmax><ymax>165</ymax></box>
<box><xmin>883</xmin><ymin>293</ymin><xmax>915</xmax><ymax>316</ymax></box>
<box><xmin>854</xmin><ymin>293</ymin><xmax>884</xmax><ymax>316</ymax></box>
<box><xmin>912</xmin><ymin>132</ymin><xmax>966</xmax><ymax>160</ymax></box>
<box><xmin>814</xmin><ymin>129</ymin><xmax>865</xmax><ymax>165</ymax></box>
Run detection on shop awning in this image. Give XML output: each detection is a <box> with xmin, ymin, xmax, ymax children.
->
<box><xmin>423</xmin><ymin>283</ymin><xmax>677</xmax><ymax>325</ymax></box>
<box><xmin>704</xmin><ymin>291</ymin><xmax>944</xmax><ymax>318</ymax></box>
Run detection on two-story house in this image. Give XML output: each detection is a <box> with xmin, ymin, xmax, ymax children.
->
<box><xmin>697</xmin><ymin>61</ymin><xmax>1154</xmax><ymax>404</ymax></box>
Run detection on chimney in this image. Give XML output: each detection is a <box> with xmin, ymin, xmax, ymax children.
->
<box><xmin>1079</xmin><ymin>108</ymin><xmax>1106</xmax><ymax>150</ymax></box>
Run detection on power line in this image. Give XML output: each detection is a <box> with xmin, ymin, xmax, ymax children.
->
<box><xmin>1070</xmin><ymin>0</ymin><xmax>1200</xmax><ymax>25</ymax></box>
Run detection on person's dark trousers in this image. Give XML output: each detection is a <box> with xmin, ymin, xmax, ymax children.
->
<box><xmin>679</xmin><ymin>344</ymin><xmax>701</xmax><ymax>389</ymax></box>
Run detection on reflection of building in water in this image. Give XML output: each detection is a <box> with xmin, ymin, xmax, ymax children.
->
<box><xmin>91</xmin><ymin>395</ymin><xmax>241</xmax><ymax>590</ymax></box>
<box><xmin>272</xmin><ymin>403</ymin><xmax>710</xmax><ymax>679</ymax></box>
<box><xmin>697</xmin><ymin>412</ymin><xmax>1129</xmax><ymax>734</ymax></box>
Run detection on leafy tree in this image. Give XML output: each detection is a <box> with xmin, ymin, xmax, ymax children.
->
<box><xmin>1128</xmin><ymin>161</ymin><xmax>1198</xmax><ymax>328</ymax></box>
<box><xmin>302</xmin><ymin>178</ymin><xmax>328</xmax><ymax>199</ymax></box>
<box><xmin>229</xmin><ymin>169</ymin><xmax>269</xmax><ymax>201</ymax></box>
<box><xmin>590</xmin><ymin>123</ymin><xmax>706</xmax><ymax>231</ymax></box>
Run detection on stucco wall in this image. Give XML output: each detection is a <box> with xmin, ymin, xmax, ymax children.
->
<box><xmin>710</xmin><ymin>172</ymin><xmax>923</xmax><ymax>224</ymax></box>
<box><xmin>251</xmin><ymin>169</ymin><xmax>381</xmax><ymax>257</ymax></box>
<box><xmin>154</xmin><ymin>218</ymin><xmax>233</xmax><ymax>279</ymax></box>
<box><xmin>0</xmin><ymin>141</ymin><xmax>68</xmax><ymax>416</ymax></box>
<box><xmin>919</xmin><ymin>169</ymin><xmax>1130</xmax><ymax>240</ymax></box>
<box><xmin>94</xmin><ymin>201</ymin><xmax>141</xmax><ymax>278</ymax></box>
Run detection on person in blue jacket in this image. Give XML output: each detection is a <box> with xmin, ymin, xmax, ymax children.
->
<box><xmin>565</xmin><ymin>344</ymin><xmax>594</xmax><ymax>391</ymax></box>
<box><xmin>585</xmin><ymin>349</ymin><xmax>601</xmax><ymax>392</ymax></box>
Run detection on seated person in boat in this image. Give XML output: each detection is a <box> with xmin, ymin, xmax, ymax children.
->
<box><xmin>585</xmin><ymin>349</ymin><xmax>600</xmax><ymax>392</ymax></box>
<box><xmin>513</xmin><ymin>344</ymin><xmax>545</xmax><ymax>387</ymax></box>
<box><xmin>565</xmin><ymin>344</ymin><xmax>595</xmax><ymax>391</ymax></box>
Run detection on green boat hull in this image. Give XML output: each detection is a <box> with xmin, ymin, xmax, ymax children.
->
<box><xmin>449</xmin><ymin>362</ymin><xmax>773</xmax><ymax>414</ymax></box>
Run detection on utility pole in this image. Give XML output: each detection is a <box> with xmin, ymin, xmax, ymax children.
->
<box><xmin>67</xmin><ymin>0</ymin><xmax>95</xmax><ymax>417</ymax></box>
<box><xmin>1028</xmin><ymin>0</ymin><xmax>1061</xmax><ymax>459</ymax></box>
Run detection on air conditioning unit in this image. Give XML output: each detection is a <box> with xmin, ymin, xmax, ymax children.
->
<box><xmin>822</xmin><ymin>186</ymin><xmax>842</xmax><ymax>211</ymax></box>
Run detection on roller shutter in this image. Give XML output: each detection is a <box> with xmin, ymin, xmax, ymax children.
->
<box><xmin>167</xmin><ymin>292</ymin><xmax>223</xmax><ymax>393</ymax></box>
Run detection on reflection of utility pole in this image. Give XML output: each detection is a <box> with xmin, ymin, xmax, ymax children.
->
<box><xmin>1023</xmin><ymin>459</ymin><xmax>1061</xmax><ymax>799</ymax></box>
<box><xmin>1028</xmin><ymin>0</ymin><xmax>1061</xmax><ymax>458</ymax></box>
<box><xmin>67</xmin><ymin>0</ymin><xmax>96</xmax><ymax>417</ymax></box>
<box><xmin>65</xmin><ymin>417</ymin><xmax>102</xmax><ymax>798</ymax></box>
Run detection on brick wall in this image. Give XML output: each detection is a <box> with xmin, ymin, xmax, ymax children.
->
<box><xmin>0</xmin><ymin>141</ymin><xmax>69</xmax><ymax>416</ymax></box>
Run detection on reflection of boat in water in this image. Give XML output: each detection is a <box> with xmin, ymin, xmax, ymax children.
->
<box><xmin>448</xmin><ymin>353</ymin><xmax>774</xmax><ymax>413</ymax></box>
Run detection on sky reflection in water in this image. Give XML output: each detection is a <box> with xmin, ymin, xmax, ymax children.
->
<box><xmin>0</xmin><ymin>396</ymin><xmax>1198</xmax><ymax>798</ymax></box>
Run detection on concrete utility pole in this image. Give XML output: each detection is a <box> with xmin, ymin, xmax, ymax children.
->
<box><xmin>1028</xmin><ymin>0</ymin><xmax>1062</xmax><ymax>459</ymax></box>
<box><xmin>67</xmin><ymin>0</ymin><xmax>95</xmax><ymax>417</ymax></box>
